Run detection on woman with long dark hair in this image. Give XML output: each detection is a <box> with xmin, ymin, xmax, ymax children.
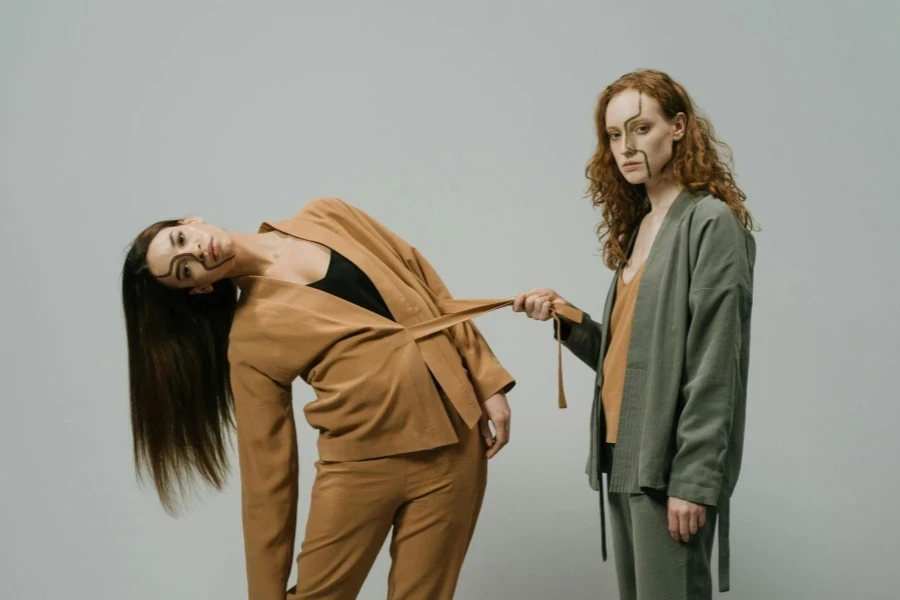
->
<box><xmin>515</xmin><ymin>69</ymin><xmax>756</xmax><ymax>599</ymax></box>
<box><xmin>122</xmin><ymin>197</ymin><xmax>520</xmax><ymax>600</ymax></box>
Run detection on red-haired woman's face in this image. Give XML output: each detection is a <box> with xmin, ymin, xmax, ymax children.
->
<box><xmin>605</xmin><ymin>89</ymin><xmax>685</xmax><ymax>185</ymax></box>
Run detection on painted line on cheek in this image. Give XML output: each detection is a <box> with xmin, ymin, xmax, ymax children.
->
<box><xmin>623</xmin><ymin>94</ymin><xmax>652</xmax><ymax>178</ymax></box>
<box><xmin>161</xmin><ymin>252</ymin><xmax>236</xmax><ymax>279</ymax></box>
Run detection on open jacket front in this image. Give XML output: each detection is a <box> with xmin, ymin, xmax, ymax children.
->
<box><xmin>228</xmin><ymin>197</ymin><xmax>516</xmax><ymax>599</ymax></box>
<box><xmin>560</xmin><ymin>190</ymin><xmax>756</xmax><ymax>593</ymax></box>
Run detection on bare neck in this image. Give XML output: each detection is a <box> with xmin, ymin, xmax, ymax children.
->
<box><xmin>228</xmin><ymin>231</ymin><xmax>289</xmax><ymax>278</ymax></box>
<box><xmin>644</xmin><ymin>175</ymin><xmax>683</xmax><ymax>217</ymax></box>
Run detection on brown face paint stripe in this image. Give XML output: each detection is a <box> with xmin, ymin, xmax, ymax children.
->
<box><xmin>158</xmin><ymin>251</ymin><xmax>235</xmax><ymax>279</ymax></box>
<box><xmin>623</xmin><ymin>93</ymin><xmax>652</xmax><ymax>178</ymax></box>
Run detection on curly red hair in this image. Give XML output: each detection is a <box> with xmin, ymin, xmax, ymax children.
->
<box><xmin>585</xmin><ymin>69</ymin><xmax>754</xmax><ymax>269</ymax></box>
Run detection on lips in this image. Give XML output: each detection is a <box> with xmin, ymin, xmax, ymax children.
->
<box><xmin>208</xmin><ymin>238</ymin><xmax>218</xmax><ymax>261</ymax></box>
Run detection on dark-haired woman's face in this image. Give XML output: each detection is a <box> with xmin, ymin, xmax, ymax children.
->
<box><xmin>605</xmin><ymin>89</ymin><xmax>685</xmax><ymax>185</ymax></box>
<box><xmin>146</xmin><ymin>218</ymin><xmax>236</xmax><ymax>291</ymax></box>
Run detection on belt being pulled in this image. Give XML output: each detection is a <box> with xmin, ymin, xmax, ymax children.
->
<box><xmin>405</xmin><ymin>298</ymin><xmax>584</xmax><ymax>409</ymax></box>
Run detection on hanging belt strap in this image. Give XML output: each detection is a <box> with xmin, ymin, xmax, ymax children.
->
<box><xmin>406</xmin><ymin>298</ymin><xmax>583</xmax><ymax>409</ymax></box>
<box><xmin>718</xmin><ymin>493</ymin><xmax>731</xmax><ymax>592</ymax></box>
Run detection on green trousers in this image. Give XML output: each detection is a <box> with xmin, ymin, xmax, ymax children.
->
<box><xmin>606</xmin><ymin>447</ymin><xmax>718</xmax><ymax>600</ymax></box>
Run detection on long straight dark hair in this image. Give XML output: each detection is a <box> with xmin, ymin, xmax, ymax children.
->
<box><xmin>121</xmin><ymin>220</ymin><xmax>238</xmax><ymax>514</ymax></box>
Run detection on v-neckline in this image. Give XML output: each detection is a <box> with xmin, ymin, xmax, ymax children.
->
<box><xmin>240</xmin><ymin>273</ymin><xmax>403</xmax><ymax>329</ymax></box>
<box><xmin>305</xmin><ymin>248</ymin><xmax>335</xmax><ymax>289</ymax></box>
<box><xmin>619</xmin><ymin>188</ymin><xmax>691</xmax><ymax>285</ymax></box>
<box><xmin>620</xmin><ymin>259</ymin><xmax>646</xmax><ymax>286</ymax></box>
<box><xmin>243</xmin><ymin>217</ymin><xmax>416</xmax><ymax>328</ymax></box>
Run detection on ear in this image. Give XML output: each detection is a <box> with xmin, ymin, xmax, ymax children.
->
<box><xmin>189</xmin><ymin>284</ymin><xmax>214</xmax><ymax>295</ymax></box>
<box><xmin>672</xmin><ymin>113</ymin><xmax>687</xmax><ymax>141</ymax></box>
<box><xmin>179</xmin><ymin>216</ymin><xmax>205</xmax><ymax>225</ymax></box>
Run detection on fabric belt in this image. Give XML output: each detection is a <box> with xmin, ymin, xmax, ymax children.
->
<box><xmin>406</xmin><ymin>298</ymin><xmax>583</xmax><ymax>409</ymax></box>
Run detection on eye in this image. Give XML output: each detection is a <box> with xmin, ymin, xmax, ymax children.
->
<box><xmin>636</xmin><ymin>125</ymin><xmax>650</xmax><ymax>134</ymax></box>
<box><xmin>182</xmin><ymin>264</ymin><xmax>191</xmax><ymax>279</ymax></box>
<box><xmin>177</xmin><ymin>232</ymin><xmax>185</xmax><ymax>246</ymax></box>
<box><xmin>609</xmin><ymin>132</ymin><xmax>621</xmax><ymax>140</ymax></box>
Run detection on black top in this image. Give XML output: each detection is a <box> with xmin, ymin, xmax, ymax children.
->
<box><xmin>308</xmin><ymin>249</ymin><xmax>446</xmax><ymax>394</ymax></box>
<box><xmin>307</xmin><ymin>250</ymin><xmax>395</xmax><ymax>322</ymax></box>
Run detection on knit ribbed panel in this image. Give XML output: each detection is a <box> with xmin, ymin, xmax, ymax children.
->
<box><xmin>608</xmin><ymin>368</ymin><xmax>648</xmax><ymax>494</ymax></box>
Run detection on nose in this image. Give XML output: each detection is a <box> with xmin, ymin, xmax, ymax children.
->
<box><xmin>613</xmin><ymin>136</ymin><xmax>635</xmax><ymax>158</ymax></box>
<box><xmin>195</xmin><ymin>241</ymin><xmax>206</xmax><ymax>262</ymax></box>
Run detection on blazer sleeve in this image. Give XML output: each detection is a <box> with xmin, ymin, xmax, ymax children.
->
<box><xmin>230</xmin><ymin>352</ymin><xmax>298</xmax><ymax>600</ymax></box>
<box><xmin>333</xmin><ymin>198</ymin><xmax>516</xmax><ymax>402</ymax></box>
<box><xmin>667</xmin><ymin>203</ymin><xmax>753</xmax><ymax>507</ymax></box>
<box><xmin>554</xmin><ymin>309</ymin><xmax>603</xmax><ymax>372</ymax></box>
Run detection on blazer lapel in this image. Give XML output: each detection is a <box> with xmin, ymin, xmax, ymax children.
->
<box><xmin>594</xmin><ymin>223</ymin><xmax>641</xmax><ymax>380</ymax></box>
<box><xmin>261</xmin><ymin>218</ymin><xmax>420</xmax><ymax>323</ymax></box>
<box><xmin>626</xmin><ymin>188</ymin><xmax>699</xmax><ymax>370</ymax></box>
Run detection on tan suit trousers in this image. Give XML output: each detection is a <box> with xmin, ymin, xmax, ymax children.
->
<box><xmin>287</xmin><ymin>392</ymin><xmax>487</xmax><ymax>599</ymax></box>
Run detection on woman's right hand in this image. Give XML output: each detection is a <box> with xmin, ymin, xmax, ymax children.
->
<box><xmin>513</xmin><ymin>288</ymin><xmax>567</xmax><ymax>321</ymax></box>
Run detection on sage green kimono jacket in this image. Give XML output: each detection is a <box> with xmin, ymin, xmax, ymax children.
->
<box><xmin>560</xmin><ymin>190</ymin><xmax>755</xmax><ymax>593</ymax></box>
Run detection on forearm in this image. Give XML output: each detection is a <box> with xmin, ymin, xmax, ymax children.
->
<box><xmin>231</xmin><ymin>365</ymin><xmax>298</xmax><ymax>600</ymax></box>
<box><xmin>668</xmin><ymin>285</ymin><xmax>749</xmax><ymax>506</ymax></box>
<box><xmin>237</xmin><ymin>404</ymin><xmax>299</xmax><ymax>599</ymax></box>
<box><xmin>447</xmin><ymin>317</ymin><xmax>516</xmax><ymax>401</ymax></box>
<box><xmin>555</xmin><ymin>309</ymin><xmax>603</xmax><ymax>371</ymax></box>
<box><xmin>242</xmin><ymin>501</ymin><xmax>297</xmax><ymax>600</ymax></box>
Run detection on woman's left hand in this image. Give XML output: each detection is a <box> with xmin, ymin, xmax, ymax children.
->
<box><xmin>667</xmin><ymin>496</ymin><xmax>707</xmax><ymax>543</ymax></box>
<box><xmin>480</xmin><ymin>393</ymin><xmax>511</xmax><ymax>459</ymax></box>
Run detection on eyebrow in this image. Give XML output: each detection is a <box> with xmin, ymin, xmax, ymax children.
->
<box><xmin>609</xmin><ymin>118</ymin><xmax>650</xmax><ymax>131</ymax></box>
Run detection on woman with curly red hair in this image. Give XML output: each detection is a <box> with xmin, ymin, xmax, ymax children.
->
<box><xmin>515</xmin><ymin>69</ymin><xmax>756</xmax><ymax>599</ymax></box>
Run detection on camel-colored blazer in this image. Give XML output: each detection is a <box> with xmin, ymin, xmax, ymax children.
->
<box><xmin>228</xmin><ymin>197</ymin><xmax>517</xmax><ymax>599</ymax></box>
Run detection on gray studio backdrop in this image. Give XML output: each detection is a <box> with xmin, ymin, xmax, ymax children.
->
<box><xmin>1</xmin><ymin>1</ymin><xmax>897</xmax><ymax>599</ymax></box>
